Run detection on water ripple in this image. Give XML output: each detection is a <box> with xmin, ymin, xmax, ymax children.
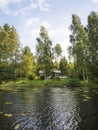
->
<box><xmin>0</xmin><ymin>87</ymin><xmax>98</xmax><ymax>130</ymax></box>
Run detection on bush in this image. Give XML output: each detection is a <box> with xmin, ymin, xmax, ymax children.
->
<box><xmin>28</xmin><ymin>74</ymin><xmax>36</xmax><ymax>80</ymax></box>
<box><xmin>66</xmin><ymin>78</ymin><xmax>81</xmax><ymax>87</ymax></box>
<box><xmin>40</xmin><ymin>75</ymin><xmax>45</xmax><ymax>80</ymax></box>
<box><xmin>94</xmin><ymin>78</ymin><xmax>98</xmax><ymax>84</ymax></box>
<box><xmin>54</xmin><ymin>76</ymin><xmax>60</xmax><ymax>81</ymax></box>
<box><xmin>81</xmin><ymin>80</ymin><xmax>94</xmax><ymax>87</ymax></box>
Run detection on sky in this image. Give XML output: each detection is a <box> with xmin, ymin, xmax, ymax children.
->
<box><xmin>0</xmin><ymin>0</ymin><xmax>98</xmax><ymax>58</ymax></box>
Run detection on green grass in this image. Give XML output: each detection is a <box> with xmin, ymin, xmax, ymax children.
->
<box><xmin>0</xmin><ymin>78</ymin><xmax>68</xmax><ymax>90</ymax></box>
<box><xmin>81</xmin><ymin>80</ymin><xmax>98</xmax><ymax>88</ymax></box>
<box><xmin>0</xmin><ymin>78</ymin><xmax>98</xmax><ymax>91</ymax></box>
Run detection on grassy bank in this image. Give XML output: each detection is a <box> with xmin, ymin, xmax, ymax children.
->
<box><xmin>0</xmin><ymin>78</ymin><xmax>68</xmax><ymax>90</ymax></box>
<box><xmin>0</xmin><ymin>78</ymin><xmax>98</xmax><ymax>91</ymax></box>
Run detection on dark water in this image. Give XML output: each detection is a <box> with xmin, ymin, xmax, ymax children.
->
<box><xmin>0</xmin><ymin>87</ymin><xmax>98</xmax><ymax>130</ymax></box>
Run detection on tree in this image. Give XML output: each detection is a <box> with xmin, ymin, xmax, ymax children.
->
<box><xmin>69</xmin><ymin>14</ymin><xmax>89</xmax><ymax>80</ymax></box>
<box><xmin>53</xmin><ymin>43</ymin><xmax>62</xmax><ymax>69</ymax></box>
<box><xmin>53</xmin><ymin>43</ymin><xmax>62</xmax><ymax>60</ymax></box>
<box><xmin>20</xmin><ymin>46</ymin><xmax>34</xmax><ymax>79</ymax></box>
<box><xmin>52</xmin><ymin>61</ymin><xmax>59</xmax><ymax>70</ymax></box>
<box><xmin>59</xmin><ymin>56</ymin><xmax>68</xmax><ymax>76</ymax></box>
<box><xmin>0</xmin><ymin>24</ymin><xmax>20</xmax><ymax>82</ymax></box>
<box><xmin>36</xmin><ymin>26</ymin><xmax>53</xmax><ymax>79</ymax></box>
<box><xmin>87</xmin><ymin>11</ymin><xmax>98</xmax><ymax>80</ymax></box>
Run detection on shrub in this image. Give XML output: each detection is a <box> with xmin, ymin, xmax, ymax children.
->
<box><xmin>66</xmin><ymin>78</ymin><xmax>81</xmax><ymax>87</ymax></box>
<box><xmin>54</xmin><ymin>76</ymin><xmax>60</xmax><ymax>81</ymax></box>
<box><xmin>94</xmin><ymin>78</ymin><xmax>98</xmax><ymax>84</ymax></box>
<box><xmin>28</xmin><ymin>74</ymin><xmax>36</xmax><ymax>80</ymax></box>
<box><xmin>40</xmin><ymin>75</ymin><xmax>45</xmax><ymax>80</ymax></box>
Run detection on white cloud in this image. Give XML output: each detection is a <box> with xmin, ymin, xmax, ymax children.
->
<box><xmin>37</xmin><ymin>0</ymin><xmax>50</xmax><ymax>11</ymax></box>
<box><xmin>30</xmin><ymin>20</ymin><xmax>52</xmax><ymax>38</ymax></box>
<box><xmin>91</xmin><ymin>0</ymin><xmax>98</xmax><ymax>2</ymax></box>
<box><xmin>0</xmin><ymin>0</ymin><xmax>22</xmax><ymax>13</ymax></box>
<box><xmin>14</xmin><ymin>0</ymin><xmax>50</xmax><ymax>16</ymax></box>
<box><xmin>31</xmin><ymin>28</ymin><xmax>40</xmax><ymax>37</ymax></box>
<box><xmin>13</xmin><ymin>3</ymin><xmax>37</xmax><ymax>16</ymax></box>
<box><xmin>41</xmin><ymin>20</ymin><xmax>52</xmax><ymax>28</ymax></box>
<box><xmin>26</xmin><ymin>18</ymin><xmax>52</xmax><ymax>28</ymax></box>
<box><xmin>0</xmin><ymin>0</ymin><xmax>50</xmax><ymax>15</ymax></box>
<box><xmin>26</xmin><ymin>18</ymin><xmax>39</xmax><ymax>26</ymax></box>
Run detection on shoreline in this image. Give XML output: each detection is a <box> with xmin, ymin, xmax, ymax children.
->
<box><xmin>0</xmin><ymin>79</ymin><xmax>98</xmax><ymax>91</ymax></box>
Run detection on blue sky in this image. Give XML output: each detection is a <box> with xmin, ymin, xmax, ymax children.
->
<box><xmin>0</xmin><ymin>0</ymin><xmax>98</xmax><ymax>57</ymax></box>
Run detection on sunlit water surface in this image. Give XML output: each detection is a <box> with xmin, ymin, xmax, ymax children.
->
<box><xmin>0</xmin><ymin>87</ymin><xmax>98</xmax><ymax>130</ymax></box>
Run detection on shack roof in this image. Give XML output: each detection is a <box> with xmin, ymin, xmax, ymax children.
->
<box><xmin>52</xmin><ymin>70</ymin><xmax>61</xmax><ymax>73</ymax></box>
<box><xmin>39</xmin><ymin>70</ymin><xmax>44</xmax><ymax>74</ymax></box>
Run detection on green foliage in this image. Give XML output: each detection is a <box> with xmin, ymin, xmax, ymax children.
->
<box><xmin>20</xmin><ymin>46</ymin><xmax>35</xmax><ymax>78</ymax></box>
<box><xmin>53</xmin><ymin>43</ymin><xmax>62</xmax><ymax>60</ymax></box>
<box><xmin>40</xmin><ymin>75</ymin><xmax>45</xmax><ymax>80</ymax></box>
<box><xmin>69</xmin><ymin>13</ymin><xmax>90</xmax><ymax>81</ymax></box>
<box><xmin>87</xmin><ymin>12</ymin><xmax>98</xmax><ymax>79</ymax></box>
<box><xmin>36</xmin><ymin>26</ymin><xmax>53</xmax><ymax>77</ymax></box>
<box><xmin>1</xmin><ymin>12</ymin><xmax>98</xmax><ymax>85</ymax></box>
<box><xmin>53</xmin><ymin>61</ymin><xmax>59</xmax><ymax>70</ymax></box>
<box><xmin>28</xmin><ymin>74</ymin><xmax>36</xmax><ymax>80</ymax></box>
<box><xmin>81</xmin><ymin>80</ymin><xmax>96</xmax><ymax>87</ymax></box>
<box><xmin>59</xmin><ymin>56</ymin><xmax>68</xmax><ymax>76</ymax></box>
<box><xmin>93</xmin><ymin>79</ymin><xmax>98</xmax><ymax>84</ymax></box>
<box><xmin>0</xmin><ymin>24</ymin><xmax>20</xmax><ymax>83</ymax></box>
<box><xmin>66</xmin><ymin>78</ymin><xmax>81</xmax><ymax>87</ymax></box>
<box><xmin>54</xmin><ymin>76</ymin><xmax>60</xmax><ymax>81</ymax></box>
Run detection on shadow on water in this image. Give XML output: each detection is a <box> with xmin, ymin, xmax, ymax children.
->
<box><xmin>0</xmin><ymin>87</ymin><xmax>98</xmax><ymax>130</ymax></box>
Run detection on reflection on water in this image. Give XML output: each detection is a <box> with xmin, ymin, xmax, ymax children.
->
<box><xmin>0</xmin><ymin>87</ymin><xmax>98</xmax><ymax>130</ymax></box>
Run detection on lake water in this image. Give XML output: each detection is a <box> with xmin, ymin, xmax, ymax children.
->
<box><xmin>0</xmin><ymin>87</ymin><xmax>98</xmax><ymax>130</ymax></box>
